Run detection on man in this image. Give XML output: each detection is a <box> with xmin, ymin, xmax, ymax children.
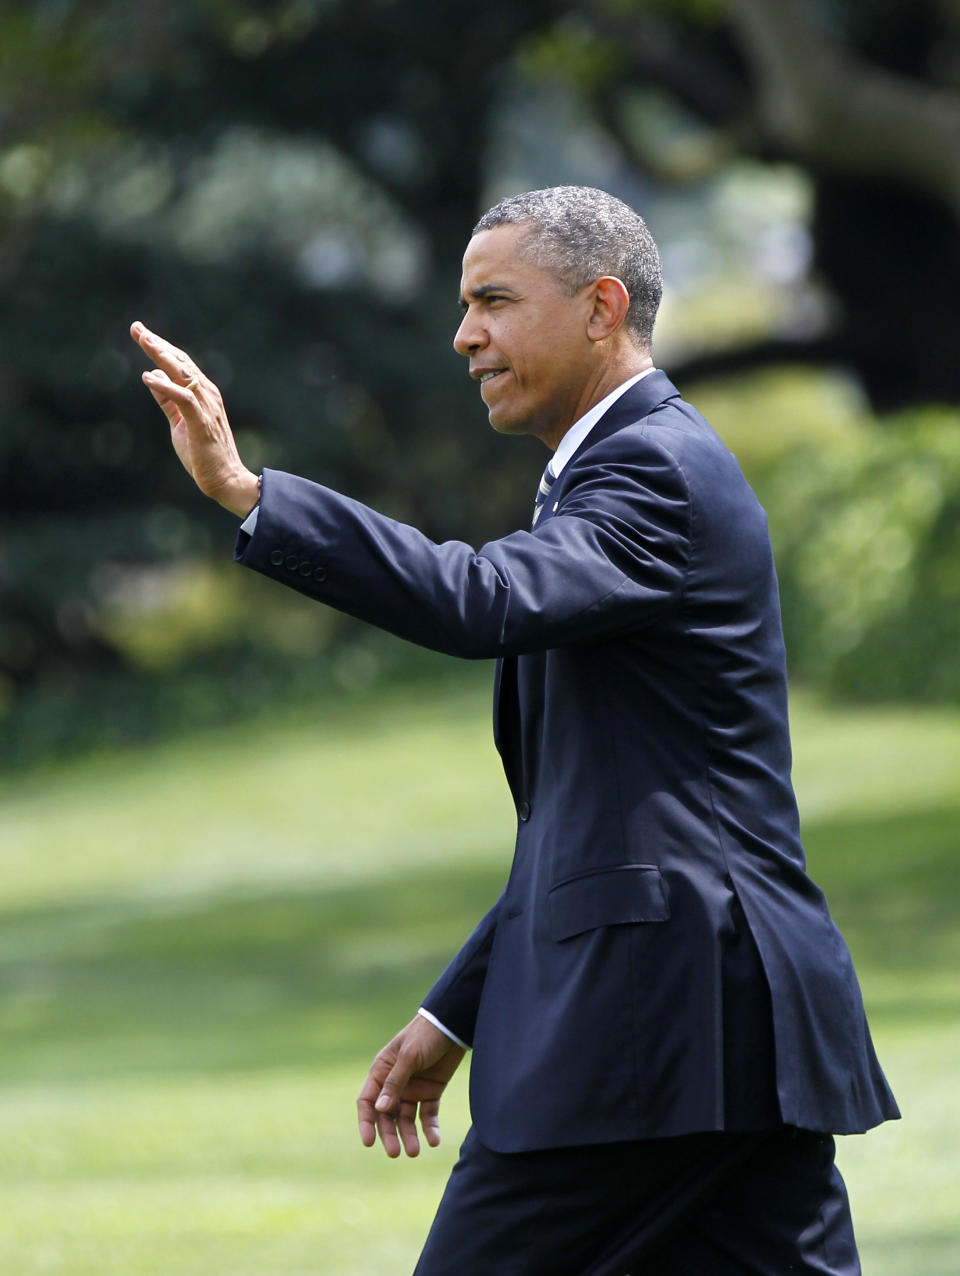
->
<box><xmin>132</xmin><ymin>185</ymin><xmax>898</xmax><ymax>1275</ymax></box>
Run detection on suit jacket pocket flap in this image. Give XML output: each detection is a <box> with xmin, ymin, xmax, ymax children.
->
<box><xmin>548</xmin><ymin>865</ymin><xmax>669</xmax><ymax>941</ymax></box>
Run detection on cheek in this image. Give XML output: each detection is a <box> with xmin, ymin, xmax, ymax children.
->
<box><xmin>499</xmin><ymin>327</ymin><xmax>544</xmax><ymax>379</ymax></box>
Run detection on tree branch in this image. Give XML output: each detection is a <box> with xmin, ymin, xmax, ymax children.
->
<box><xmin>583</xmin><ymin>9</ymin><xmax>748</xmax><ymax>128</ymax></box>
<box><xmin>664</xmin><ymin>334</ymin><xmax>845</xmax><ymax>387</ymax></box>
<box><xmin>594</xmin><ymin>84</ymin><xmax>752</xmax><ymax>184</ymax></box>
<box><xmin>728</xmin><ymin>0</ymin><xmax>960</xmax><ymax>212</ymax></box>
<box><xmin>935</xmin><ymin>0</ymin><xmax>960</xmax><ymax>40</ymax></box>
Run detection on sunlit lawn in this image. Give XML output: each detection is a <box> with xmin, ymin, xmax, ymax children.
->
<box><xmin>1</xmin><ymin>665</ymin><xmax>958</xmax><ymax>1274</ymax></box>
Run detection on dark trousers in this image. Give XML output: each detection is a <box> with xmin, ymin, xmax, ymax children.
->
<box><xmin>414</xmin><ymin>1125</ymin><xmax>860</xmax><ymax>1275</ymax></box>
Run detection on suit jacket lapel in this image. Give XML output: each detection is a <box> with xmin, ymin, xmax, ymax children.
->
<box><xmin>578</xmin><ymin>370</ymin><xmax>682</xmax><ymax>454</ymax></box>
<box><xmin>493</xmin><ymin>656</ymin><xmax>506</xmax><ymax>754</ymax></box>
<box><xmin>493</xmin><ymin>654</ymin><xmax>524</xmax><ymax>806</ymax></box>
<box><xmin>534</xmin><ymin>371</ymin><xmax>682</xmax><ymax>530</ymax></box>
<box><xmin>499</xmin><ymin>373</ymin><xmax>682</xmax><ymax>753</ymax></box>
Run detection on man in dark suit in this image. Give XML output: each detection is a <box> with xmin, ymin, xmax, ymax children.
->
<box><xmin>131</xmin><ymin>185</ymin><xmax>898</xmax><ymax>1274</ymax></box>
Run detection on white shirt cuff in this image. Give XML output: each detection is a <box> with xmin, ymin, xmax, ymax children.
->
<box><xmin>417</xmin><ymin>1007</ymin><xmax>469</xmax><ymax>1050</ymax></box>
<box><xmin>240</xmin><ymin>505</ymin><xmax>260</xmax><ymax>535</ymax></box>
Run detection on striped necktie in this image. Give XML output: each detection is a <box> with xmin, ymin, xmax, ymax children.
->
<box><xmin>532</xmin><ymin>460</ymin><xmax>557</xmax><ymax>527</ymax></box>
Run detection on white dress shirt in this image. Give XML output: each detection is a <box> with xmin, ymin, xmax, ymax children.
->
<box><xmin>548</xmin><ymin>366</ymin><xmax>656</xmax><ymax>478</ymax></box>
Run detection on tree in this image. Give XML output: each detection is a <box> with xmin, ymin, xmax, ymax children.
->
<box><xmin>3</xmin><ymin>0</ymin><xmax>960</xmax><ymax>736</ymax></box>
<box><xmin>0</xmin><ymin>0</ymin><xmax>564</xmax><ymax>714</ymax></box>
<box><xmin>576</xmin><ymin>0</ymin><xmax>960</xmax><ymax>409</ymax></box>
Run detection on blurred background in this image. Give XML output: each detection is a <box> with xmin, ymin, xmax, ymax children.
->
<box><xmin>1</xmin><ymin>0</ymin><xmax>958</xmax><ymax>1271</ymax></box>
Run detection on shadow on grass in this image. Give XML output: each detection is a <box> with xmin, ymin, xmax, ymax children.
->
<box><xmin>0</xmin><ymin>860</ymin><xmax>504</xmax><ymax>1084</ymax></box>
<box><xmin>2</xmin><ymin>801</ymin><xmax>957</xmax><ymax>1085</ymax></box>
<box><xmin>804</xmin><ymin>802</ymin><xmax>960</xmax><ymax>1025</ymax></box>
<box><xmin>858</xmin><ymin>1232</ymin><xmax>960</xmax><ymax>1276</ymax></box>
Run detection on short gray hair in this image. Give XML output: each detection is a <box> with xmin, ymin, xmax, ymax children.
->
<box><xmin>473</xmin><ymin>186</ymin><xmax>662</xmax><ymax>347</ymax></box>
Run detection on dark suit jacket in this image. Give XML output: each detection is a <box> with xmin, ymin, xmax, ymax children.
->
<box><xmin>236</xmin><ymin>371</ymin><xmax>899</xmax><ymax>1154</ymax></box>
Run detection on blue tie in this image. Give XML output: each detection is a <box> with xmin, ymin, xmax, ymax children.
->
<box><xmin>532</xmin><ymin>460</ymin><xmax>557</xmax><ymax>527</ymax></box>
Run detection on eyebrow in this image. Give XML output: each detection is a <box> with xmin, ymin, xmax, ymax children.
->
<box><xmin>458</xmin><ymin>284</ymin><xmax>519</xmax><ymax>310</ymax></box>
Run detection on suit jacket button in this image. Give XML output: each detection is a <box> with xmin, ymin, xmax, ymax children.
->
<box><xmin>517</xmin><ymin>800</ymin><xmax>531</xmax><ymax>821</ymax></box>
<box><xmin>313</xmin><ymin>566</ymin><xmax>328</xmax><ymax>583</ymax></box>
<box><xmin>284</xmin><ymin>554</ymin><xmax>299</xmax><ymax>571</ymax></box>
<box><xmin>269</xmin><ymin>549</ymin><xmax>284</xmax><ymax>567</ymax></box>
<box><xmin>298</xmin><ymin>560</ymin><xmax>314</xmax><ymax>577</ymax></box>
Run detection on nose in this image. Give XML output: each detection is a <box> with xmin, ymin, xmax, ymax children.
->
<box><xmin>453</xmin><ymin>309</ymin><xmax>485</xmax><ymax>357</ymax></box>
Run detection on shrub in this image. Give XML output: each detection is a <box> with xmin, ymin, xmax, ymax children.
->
<box><xmin>764</xmin><ymin>408</ymin><xmax>960</xmax><ymax>702</ymax></box>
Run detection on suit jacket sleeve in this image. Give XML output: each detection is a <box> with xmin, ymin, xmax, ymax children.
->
<box><xmin>418</xmin><ymin>894</ymin><xmax>503</xmax><ymax>1048</ymax></box>
<box><xmin>234</xmin><ymin>440</ymin><xmax>690</xmax><ymax>659</ymax></box>
<box><xmin>234</xmin><ymin>436</ymin><xmax>690</xmax><ymax>1037</ymax></box>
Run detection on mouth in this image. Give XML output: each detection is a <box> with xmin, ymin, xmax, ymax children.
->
<box><xmin>473</xmin><ymin>368</ymin><xmax>508</xmax><ymax>387</ymax></box>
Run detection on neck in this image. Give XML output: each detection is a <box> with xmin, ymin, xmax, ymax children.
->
<box><xmin>541</xmin><ymin>350</ymin><xmax>654</xmax><ymax>451</ymax></box>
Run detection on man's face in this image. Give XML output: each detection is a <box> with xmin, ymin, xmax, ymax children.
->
<box><xmin>454</xmin><ymin>225</ymin><xmax>597</xmax><ymax>448</ymax></box>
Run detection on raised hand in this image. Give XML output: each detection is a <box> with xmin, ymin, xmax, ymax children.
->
<box><xmin>130</xmin><ymin>321</ymin><xmax>260</xmax><ymax>517</ymax></box>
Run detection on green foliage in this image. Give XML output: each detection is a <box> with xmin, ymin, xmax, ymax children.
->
<box><xmin>0</xmin><ymin>0</ymin><xmax>558</xmax><ymax>719</ymax></box>
<box><xmin>0</xmin><ymin>620</ymin><xmax>460</xmax><ymax>770</ymax></box>
<box><xmin>1</xmin><ymin>677</ymin><xmax>958</xmax><ymax>1272</ymax></box>
<box><xmin>692</xmin><ymin>369</ymin><xmax>960</xmax><ymax>705</ymax></box>
<box><xmin>516</xmin><ymin>14</ymin><xmax>627</xmax><ymax>94</ymax></box>
<box><xmin>6</xmin><ymin>0</ymin><xmax>960</xmax><ymax>753</ymax></box>
<box><xmin>764</xmin><ymin>409</ymin><xmax>960</xmax><ymax>702</ymax></box>
<box><xmin>692</xmin><ymin>366</ymin><xmax>870</xmax><ymax>478</ymax></box>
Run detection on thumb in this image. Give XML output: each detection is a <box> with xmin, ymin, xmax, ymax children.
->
<box><xmin>374</xmin><ymin>1054</ymin><xmax>415</xmax><ymax>1112</ymax></box>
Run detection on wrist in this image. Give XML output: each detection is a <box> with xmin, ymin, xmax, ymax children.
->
<box><xmin>213</xmin><ymin>469</ymin><xmax>261</xmax><ymax>518</ymax></box>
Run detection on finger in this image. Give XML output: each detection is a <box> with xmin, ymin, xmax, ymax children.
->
<box><xmin>372</xmin><ymin>1078</ymin><xmax>405</xmax><ymax>1159</ymax></box>
<box><xmin>134</xmin><ymin>322</ymin><xmax>203</xmax><ymax>388</ymax></box>
<box><xmin>358</xmin><ymin>1116</ymin><xmax>377</xmax><ymax>1148</ymax></box>
<box><xmin>139</xmin><ymin>371</ymin><xmax>185</xmax><ymax>425</ymax></box>
<box><xmin>143</xmin><ymin>369</ymin><xmax>199</xmax><ymax>413</ymax></box>
<box><xmin>375</xmin><ymin>1107</ymin><xmax>403</xmax><ymax>1158</ymax></box>
<box><xmin>357</xmin><ymin>1093</ymin><xmax>378</xmax><ymax>1149</ymax></box>
<box><xmin>134</xmin><ymin>321</ymin><xmax>191</xmax><ymax>368</ymax></box>
<box><xmin>358</xmin><ymin>1108</ymin><xmax>378</xmax><ymax>1148</ymax></box>
<box><xmin>357</xmin><ymin>1074</ymin><xmax>384</xmax><ymax>1149</ymax></box>
<box><xmin>419</xmin><ymin>1099</ymin><xmax>441</xmax><ymax>1149</ymax></box>
<box><xmin>358</xmin><ymin>1055</ymin><xmax>405</xmax><ymax>1157</ymax></box>
<box><xmin>396</xmin><ymin>1100</ymin><xmax>421</xmax><ymax>1158</ymax></box>
<box><xmin>373</xmin><ymin>1051</ymin><xmax>416</xmax><ymax>1119</ymax></box>
<box><xmin>141</xmin><ymin>368</ymin><xmax>177</xmax><ymax>399</ymax></box>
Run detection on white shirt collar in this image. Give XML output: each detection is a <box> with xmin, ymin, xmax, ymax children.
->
<box><xmin>549</xmin><ymin>367</ymin><xmax>658</xmax><ymax>478</ymax></box>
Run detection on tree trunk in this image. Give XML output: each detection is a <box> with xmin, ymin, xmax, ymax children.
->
<box><xmin>812</xmin><ymin>174</ymin><xmax>960</xmax><ymax>412</ymax></box>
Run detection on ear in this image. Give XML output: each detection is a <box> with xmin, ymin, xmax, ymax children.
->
<box><xmin>586</xmin><ymin>276</ymin><xmax>631</xmax><ymax>343</ymax></box>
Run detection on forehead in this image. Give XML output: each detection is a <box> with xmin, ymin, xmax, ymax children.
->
<box><xmin>459</xmin><ymin>224</ymin><xmax>557</xmax><ymax>293</ymax></box>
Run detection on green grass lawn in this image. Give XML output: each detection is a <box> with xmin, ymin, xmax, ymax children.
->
<box><xmin>1</xmin><ymin>666</ymin><xmax>958</xmax><ymax>1274</ymax></box>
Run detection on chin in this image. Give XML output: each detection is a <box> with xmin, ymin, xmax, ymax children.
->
<box><xmin>488</xmin><ymin>405</ymin><xmax>529</xmax><ymax>436</ymax></box>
